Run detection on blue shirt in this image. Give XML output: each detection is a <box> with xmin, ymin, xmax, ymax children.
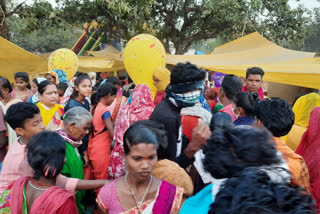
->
<box><xmin>64</xmin><ymin>99</ymin><xmax>90</xmax><ymax>112</ymax></box>
<box><xmin>179</xmin><ymin>184</ymin><xmax>213</xmax><ymax>214</ymax></box>
<box><xmin>234</xmin><ymin>117</ymin><xmax>255</xmax><ymax>126</ymax></box>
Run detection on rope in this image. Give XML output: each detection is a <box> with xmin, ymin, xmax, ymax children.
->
<box><xmin>241</xmin><ymin>10</ymin><xmax>248</xmax><ymax>36</ymax></box>
<box><xmin>241</xmin><ymin>9</ymin><xmax>259</xmax><ymax>36</ymax></box>
<box><xmin>0</xmin><ymin>5</ymin><xmax>5</xmax><ymax>26</ymax></box>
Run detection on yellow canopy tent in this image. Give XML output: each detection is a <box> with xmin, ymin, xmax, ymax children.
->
<box><xmin>2</xmin><ymin>32</ymin><xmax>320</xmax><ymax>89</ymax></box>
<box><xmin>0</xmin><ymin>37</ymin><xmax>124</xmax><ymax>82</ymax></box>
<box><xmin>0</xmin><ymin>36</ymin><xmax>47</xmax><ymax>82</ymax></box>
<box><xmin>87</xmin><ymin>45</ymin><xmax>121</xmax><ymax>56</ymax></box>
<box><xmin>87</xmin><ymin>32</ymin><xmax>320</xmax><ymax>89</ymax></box>
<box><xmin>166</xmin><ymin>32</ymin><xmax>320</xmax><ymax>89</ymax></box>
<box><xmin>78</xmin><ymin>56</ymin><xmax>124</xmax><ymax>73</ymax></box>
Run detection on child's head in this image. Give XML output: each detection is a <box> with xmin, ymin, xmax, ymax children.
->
<box><xmin>57</xmin><ymin>82</ymin><xmax>68</xmax><ymax>97</ymax></box>
<box><xmin>106</xmin><ymin>77</ymin><xmax>121</xmax><ymax>90</ymax></box>
<box><xmin>31</xmin><ymin>77</ymin><xmax>46</xmax><ymax>94</ymax></box>
<box><xmin>14</xmin><ymin>72</ymin><xmax>29</xmax><ymax>90</ymax></box>
<box><xmin>0</xmin><ymin>76</ymin><xmax>13</xmax><ymax>99</ymax></box>
<box><xmin>70</xmin><ymin>74</ymin><xmax>92</xmax><ymax>99</ymax></box>
<box><xmin>27</xmin><ymin>131</ymin><xmax>66</xmax><ymax>180</ymax></box>
<box><xmin>45</xmin><ymin>72</ymin><xmax>57</xmax><ymax>84</ymax></box>
<box><xmin>5</xmin><ymin>102</ymin><xmax>45</xmax><ymax>141</ymax></box>
<box><xmin>93</xmin><ymin>82</ymin><xmax>117</xmax><ymax>106</ymax></box>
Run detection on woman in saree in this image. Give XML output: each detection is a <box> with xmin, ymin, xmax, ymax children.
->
<box><xmin>153</xmin><ymin>67</ymin><xmax>170</xmax><ymax>106</ymax></box>
<box><xmin>108</xmin><ymin>84</ymin><xmax>155</xmax><ymax>180</ymax></box>
<box><xmin>0</xmin><ymin>131</ymin><xmax>78</xmax><ymax>214</ymax></box>
<box><xmin>296</xmin><ymin>107</ymin><xmax>320</xmax><ymax>211</ymax></box>
<box><xmin>37</xmin><ymin>80</ymin><xmax>64</xmax><ymax>131</ymax></box>
<box><xmin>57</xmin><ymin>107</ymin><xmax>92</xmax><ymax>214</ymax></box>
<box><xmin>97</xmin><ymin>123</ymin><xmax>183</xmax><ymax>214</ymax></box>
<box><xmin>85</xmin><ymin>83</ymin><xmax>117</xmax><ymax>181</ymax></box>
<box><xmin>284</xmin><ymin>93</ymin><xmax>320</xmax><ymax>151</ymax></box>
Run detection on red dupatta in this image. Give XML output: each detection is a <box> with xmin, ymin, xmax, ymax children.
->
<box><xmin>9</xmin><ymin>176</ymin><xmax>78</xmax><ymax>214</ymax></box>
<box><xmin>296</xmin><ymin>107</ymin><xmax>320</xmax><ymax>210</ymax></box>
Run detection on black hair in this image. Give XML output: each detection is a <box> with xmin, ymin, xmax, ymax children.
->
<box><xmin>70</xmin><ymin>74</ymin><xmax>91</xmax><ymax>99</ymax></box>
<box><xmin>203</xmin><ymin>126</ymin><xmax>281</xmax><ymax>179</ymax></box>
<box><xmin>119</xmin><ymin>76</ymin><xmax>126</xmax><ymax>81</ymax></box>
<box><xmin>14</xmin><ymin>72</ymin><xmax>29</xmax><ymax>83</ymax></box>
<box><xmin>132</xmin><ymin>120</ymin><xmax>168</xmax><ymax>160</ymax></box>
<box><xmin>57</xmin><ymin>82</ymin><xmax>68</xmax><ymax>93</ymax></box>
<box><xmin>123</xmin><ymin>123</ymin><xmax>159</xmax><ymax>155</ymax></box>
<box><xmin>91</xmin><ymin>82</ymin><xmax>118</xmax><ymax>120</ymax></box>
<box><xmin>209</xmin><ymin>168</ymin><xmax>316</xmax><ymax>214</ymax></box>
<box><xmin>246</xmin><ymin>67</ymin><xmax>265</xmax><ymax>79</ymax></box>
<box><xmin>235</xmin><ymin>92</ymin><xmax>260</xmax><ymax>117</ymax></box>
<box><xmin>120</xmin><ymin>80</ymin><xmax>126</xmax><ymax>87</ymax></box>
<box><xmin>5</xmin><ymin>102</ymin><xmax>40</xmax><ymax>130</ymax></box>
<box><xmin>0</xmin><ymin>76</ymin><xmax>13</xmax><ymax>93</ymax></box>
<box><xmin>255</xmin><ymin>98</ymin><xmax>294</xmax><ymax>137</ymax></box>
<box><xmin>38</xmin><ymin>80</ymin><xmax>57</xmax><ymax>95</ymax></box>
<box><xmin>221</xmin><ymin>75</ymin><xmax>242</xmax><ymax>101</ymax></box>
<box><xmin>32</xmin><ymin>78</ymin><xmax>41</xmax><ymax>87</ymax></box>
<box><xmin>106</xmin><ymin>76</ymin><xmax>121</xmax><ymax>86</ymax></box>
<box><xmin>92</xmin><ymin>86</ymin><xmax>98</xmax><ymax>92</ymax></box>
<box><xmin>209</xmin><ymin>112</ymin><xmax>233</xmax><ymax>132</ymax></box>
<box><xmin>96</xmin><ymin>72</ymin><xmax>102</xmax><ymax>81</ymax></box>
<box><xmin>27</xmin><ymin>131</ymin><xmax>66</xmax><ymax>180</ymax></box>
<box><xmin>170</xmin><ymin>62</ymin><xmax>206</xmax><ymax>84</ymax></box>
<box><xmin>74</xmin><ymin>72</ymin><xmax>86</xmax><ymax>78</ymax></box>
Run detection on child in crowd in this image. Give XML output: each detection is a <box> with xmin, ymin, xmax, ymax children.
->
<box><xmin>0</xmin><ymin>131</ymin><xmax>78</xmax><ymax>213</ymax></box>
<box><xmin>64</xmin><ymin>75</ymin><xmax>92</xmax><ymax>112</ymax></box>
<box><xmin>30</xmin><ymin>77</ymin><xmax>46</xmax><ymax>104</ymax></box>
<box><xmin>0</xmin><ymin>102</ymin><xmax>110</xmax><ymax>196</ymax></box>
<box><xmin>12</xmin><ymin>72</ymin><xmax>33</xmax><ymax>102</ymax></box>
<box><xmin>57</xmin><ymin>82</ymin><xmax>68</xmax><ymax>104</ymax></box>
<box><xmin>45</xmin><ymin>72</ymin><xmax>57</xmax><ymax>84</ymax></box>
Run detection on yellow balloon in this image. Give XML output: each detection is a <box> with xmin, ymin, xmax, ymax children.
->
<box><xmin>48</xmin><ymin>49</ymin><xmax>79</xmax><ymax>81</ymax></box>
<box><xmin>123</xmin><ymin>34</ymin><xmax>166</xmax><ymax>98</ymax></box>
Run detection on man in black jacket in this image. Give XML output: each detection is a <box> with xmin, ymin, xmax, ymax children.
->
<box><xmin>150</xmin><ymin>62</ymin><xmax>211</xmax><ymax>169</ymax></box>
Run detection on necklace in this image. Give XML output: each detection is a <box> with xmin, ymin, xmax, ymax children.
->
<box><xmin>125</xmin><ymin>174</ymin><xmax>153</xmax><ymax>207</ymax></box>
<box><xmin>28</xmin><ymin>180</ymin><xmax>50</xmax><ymax>191</ymax></box>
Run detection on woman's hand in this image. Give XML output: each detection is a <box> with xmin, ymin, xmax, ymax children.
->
<box><xmin>83</xmin><ymin>151</ymin><xmax>90</xmax><ymax>168</ymax></box>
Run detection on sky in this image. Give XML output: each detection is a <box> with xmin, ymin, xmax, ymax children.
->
<box><xmin>289</xmin><ymin>0</ymin><xmax>320</xmax><ymax>10</ymax></box>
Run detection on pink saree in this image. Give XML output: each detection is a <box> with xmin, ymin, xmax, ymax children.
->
<box><xmin>0</xmin><ymin>176</ymin><xmax>78</xmax><ymax>214</ymax></box>
<box><xmin>97</xmin><ymin>180</ymin><xmax>183</xmax><ymax>214</ymax></box>
<box><xmin>108</xmin><ymin>85</ymin><xmax>155</xmax><ymax>179</ymax></box>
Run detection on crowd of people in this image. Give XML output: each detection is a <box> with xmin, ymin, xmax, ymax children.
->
<box><xmin>0</xmin><ymin>62</ymin><xmax>319</xmax><ymax>214</ymax></box>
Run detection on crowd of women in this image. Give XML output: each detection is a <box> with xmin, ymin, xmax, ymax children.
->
<box><xmin>0</xmin><ymin>62</ymin><xmax>319</xmax><ymax>214</ymax></box>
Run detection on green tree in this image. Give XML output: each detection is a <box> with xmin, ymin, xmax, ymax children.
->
<box><xmin>5</xmin><ymin>1</ymin><xmax>82</xmax><ymax>52</ymax></box>
<box><xmin>56</xmin><ymin>0</ymin><xmax>309</xmax><ymax>54</ymax></box>
<box><xmin>0</xmin><ymin>0</ymin><xmax>24</xmax><ymax>39</ymax></box>
<box><xmin>303</xmin><ymin>7</ymin><xmax>320</xmax><ymax>52</ymax></box>
<box><xmin>7</xmin><ymin>15</ymin><xmax>81</xmax><ymax>53</ymax></box>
